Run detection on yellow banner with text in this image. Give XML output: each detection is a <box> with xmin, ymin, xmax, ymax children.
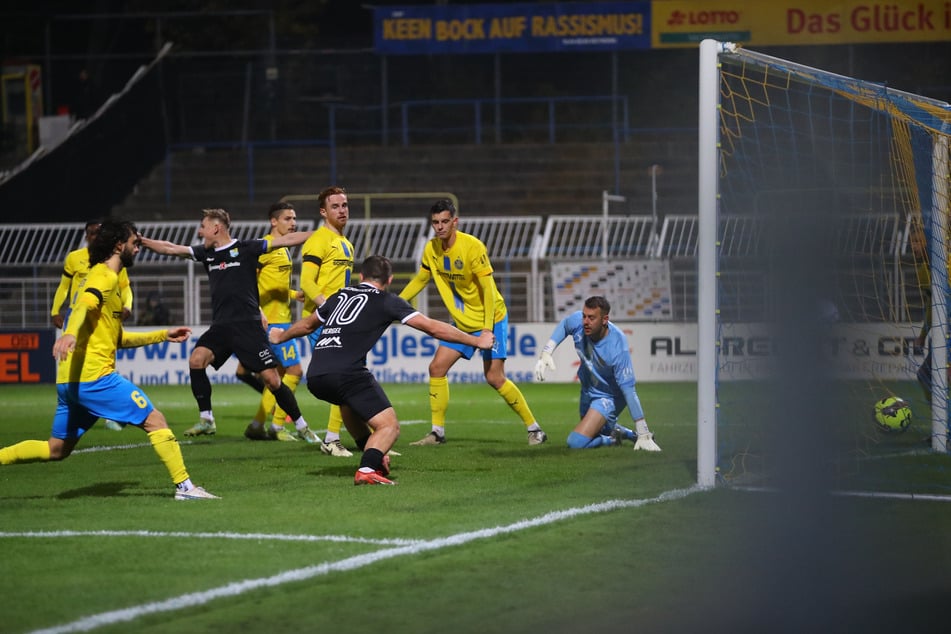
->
<box><xmin>652</xmin><ymin>0</ymin><xmax>951</xmax><ymax>47</ymax></box>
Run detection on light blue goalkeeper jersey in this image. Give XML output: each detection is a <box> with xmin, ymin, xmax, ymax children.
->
<box><xmin>549</xmin><ymin>311</ymin><xmax>644</xmax><ymax>420</ymax></box>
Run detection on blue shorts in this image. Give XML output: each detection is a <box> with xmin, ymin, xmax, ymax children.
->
<box><xmin>52</xmin><ymin>373</ymin><xmax>155</xmax><ymax>440</ymax></box>
<box><xmin>268</xmin><ymin>323</ymin><xmax>301</xmax><ymax>368</ymax></box>
<box><xmin>439</xmin><ymin>316</ymin><xmax>509</xmax><ymax>361</ymax></box>
<box><xmin>580</xmin><ymin>392</ymin><xmax>620</xmax><ymax>428</ymax></box>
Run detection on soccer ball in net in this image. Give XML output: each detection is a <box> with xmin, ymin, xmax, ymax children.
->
<box><xmin>873</xmin><ymin>396</ymin><xmax>912</xmax><ymax>433</ymax></box>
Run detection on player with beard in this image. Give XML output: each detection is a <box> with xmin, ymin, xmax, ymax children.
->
<box><xmin>534</xmin><ymin>295</ymin><xmax>661</xmax><ymax>451</ymax></box>
<box><xmin>0</xmin><ymin>220</ymin><xmax>218</xmax><ymax>500</ymax></box>
<box><xmin>298</xmin><ymin>186</ymin><xmax>356</xmax><ymax>455</ymax></box>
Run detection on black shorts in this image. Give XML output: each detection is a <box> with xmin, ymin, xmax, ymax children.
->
<box><xmin>196</xmin><ymin>321</ymin><xmax>279</xmax><ymax>372</ymax></box>
<box><xmin>307</xmin><ymin>369</ymin><xmax>392</xmax><ymax>422</ymax></box>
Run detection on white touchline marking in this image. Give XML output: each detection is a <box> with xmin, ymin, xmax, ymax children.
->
<box><xmin>27</xmin><ymin>486</ymin><xmax>702</xmax><ymax>634</ymax></box>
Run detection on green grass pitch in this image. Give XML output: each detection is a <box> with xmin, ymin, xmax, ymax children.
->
<box><xmin>1</xmin><ymin>382</ymin><xmax>949</xmax><ymax>633</ymax></box>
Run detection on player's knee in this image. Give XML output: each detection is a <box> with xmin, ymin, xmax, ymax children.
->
<box><xmin>142</xmin><ymin>409</ymin><xmax>169</xmax><ymax>433</ymax></box>
<box><xmin>48</xmin><ymin>442</ymin><xmax>72</xmax><ymax>461</ymax></box>
<box><xmin>566</xmin><ymin>431</ymin><xmax>593</xmax><ymax>449</ymax></box>
<box><xmin>261</xmin><ymin>370</ymin><xmax>283</xmax><ymax>391</ymax></box>
<box><xmin>189</xmin><ymin>347</ymin><xmax>213</xmax><ymax>369</ymax></box>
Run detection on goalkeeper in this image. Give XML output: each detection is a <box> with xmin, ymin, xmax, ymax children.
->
<box><xmin>533</xmin><ymin>295</ymin><xmax>661</xmax><ymax>451</ymax></box>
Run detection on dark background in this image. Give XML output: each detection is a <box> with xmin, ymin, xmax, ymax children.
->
<box><xmin>2</xmin><ymin>1</ymin><xmax>950</xmax><ymax>222</ymax></box>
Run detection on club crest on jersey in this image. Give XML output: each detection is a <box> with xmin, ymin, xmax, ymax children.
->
<box><xmin>229</xmin><ymin>248</ymin><xmax>239</xmax><ymax>258</ymax></box>
<box><xmin>454</xmin><ymin>258</ymin><xmax>463</xmax><ymax>270</ymax></box>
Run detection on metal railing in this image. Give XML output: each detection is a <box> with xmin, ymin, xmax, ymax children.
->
<box><xmin>0</xmin><ymin>212</ymin><xmax>917</xmax><ymax>328</ymax></box>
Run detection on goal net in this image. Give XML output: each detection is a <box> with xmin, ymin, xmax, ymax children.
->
<box><xmin>697</xmin><ymin>40</ymin><xmax>951</xmax><ymax>492</ymax></box>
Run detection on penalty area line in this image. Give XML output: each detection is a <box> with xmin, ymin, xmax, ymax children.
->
<box><xmin>29</xmin><ymin>485</ymin><xmax>702</xmax><ymax>634</ymax></box>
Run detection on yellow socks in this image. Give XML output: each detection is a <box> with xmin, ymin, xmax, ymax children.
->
<box><xmin>148</xmin><ymin>428</ymin><xmax>189</xmax><ymax>485</ymax></box>
<box><xmin>256</xmin><ymin>388</ymin><xmax>276</xmax><ymax>425</ymax></box>
<box><xmin>497</xmin><ymin>379</ymin><xmax>536</xmax><ymax>427</ymax></box>
<box><xmin>0</xmin><ymin>440</ymin><xmax>51</xmax><ymax>465</ymax></box>
<box><xmin>429</xmin><ymin>376</ymin><xmax>449</xmax><ymax>428</ymax></box>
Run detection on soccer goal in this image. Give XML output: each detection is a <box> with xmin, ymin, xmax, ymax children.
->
<box><xmin>697</xmin><ymin>40</ymin><xmax>951</xmax><ymax>490</ymax></box>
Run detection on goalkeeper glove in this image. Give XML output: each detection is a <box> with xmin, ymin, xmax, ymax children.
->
<box><xmin>633</xmin><ymin>419</ymin><xmax>662</xmax><ymax>452</ymax></box>
<box><xmin>533</xmin><ymin>351</ymin><xmax>556</xmax><ymax>382</ymax></box>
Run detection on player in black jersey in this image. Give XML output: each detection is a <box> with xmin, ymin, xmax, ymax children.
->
<box><xmin>140</xmin><ymin>208</ymin><xmax>323</xmax><ymax>442</ymax></box>
<box><xmin>270</xmin><ymin>254</ymin><xmax>493</xmax><ymax>485</ymax></box>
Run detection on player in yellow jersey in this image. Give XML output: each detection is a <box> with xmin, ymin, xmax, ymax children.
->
<box><xmin>50</xmin><ymin>219</ymin><xmax>133</xmax><ymax>432</ymax></box>
<box><xmin>243</xmin><ymin>202</ymin><xmax>305</xmax><ymax>442</ymax></box>
<box><xmin>399</xmin><ymin>199</ymin><xmax>547</xmax><ymax>446</ymax></box>
<box><xmin>0</xmin><ymin>220</ymin><xmax>218</xmax><ymax>500</ymax></box>
<box><xmin>51</xmin><ymin>220</ymin><xmax>133</xmax><ymax>329</ymax></box>
<box><xmin>299</xmin><ymin>186</ymin><xmax>356</xmax><ymax>457</ymax></box>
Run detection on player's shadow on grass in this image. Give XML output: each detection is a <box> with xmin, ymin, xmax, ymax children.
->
<box><xmin>56</xmin><ymin>481</ymin><xmax>142</xmax><ymax>499</ymax></box>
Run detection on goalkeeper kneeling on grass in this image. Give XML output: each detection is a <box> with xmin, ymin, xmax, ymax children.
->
<box><xmin>534</xmin><ymin>295</ymin><xmax>661</xmax><ymax>451</ymax></box>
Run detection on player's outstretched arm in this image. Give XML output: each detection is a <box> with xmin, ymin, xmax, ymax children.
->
<box><xmin>269</xmin><ymin>315</ymin><xmax>320</xmax><ymax>345</ymax></box>
<box><xmin>139</xmin><ymin>236</ymin><xmax>192</xmax><ymax>258</ymax></box>
<box><xmin>120</xmin><ymin>327</ymin><xmax>193</xmax><ymax>348</ymax></box>
<box><xmin>398</xmin><ymin>269</ymin><xmax>431</xmax><ymax>302</ymax></box>
<box><xmin>269</xmin><ymin>230</ymin><xmax>314</xmax><ymax>249</ymax></box>
<box><xmin>406</xmin><ymin>313</ymin><xmax>493</xmax><ymax>350</ymax></box>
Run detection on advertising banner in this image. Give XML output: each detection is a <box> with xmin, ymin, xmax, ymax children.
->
<box><xmin>652</xmin><ymin>0</ymin><xmax>951</xmax><ymax>47</ymax></box>
<box><xmin>374</xmin><ymin>2</ymin><xmax>651</xmax><ymax>54</ymax></box>
<box><xmin>0</xmin><ymin>329</ymin><xmax>56</xmax><ymax>384</ymax></box>
<box><xmin>105</xmin><ymin>321</ymin><xmax>923</xmax><ymax>386</ymax></box>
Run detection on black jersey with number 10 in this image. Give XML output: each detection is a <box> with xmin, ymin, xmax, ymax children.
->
<box><xmin>307</xmin><ymin>282</ymin><xmax>419</xmax><ymax>377</ymax></box>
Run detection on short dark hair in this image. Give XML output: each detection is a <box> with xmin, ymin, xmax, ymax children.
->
<box><xmin>89</xmin><ymin>219</ymin><xmax>138</xmax><ymax>265</ymax></box>
<box><xmin>268</xmin><ymin>201</ymin><xmax>295</xmax><ymax>220</ymax></box>
<box><xmin>584</xmin><ymin>296</ymin><xmax>611</xmax><ymax>315</ymax></box>
<box><xmin>360</xmin><ymin>254</ymin><xmax>392</xmax><ymax>283</ymax></box>
<box><xmin>84</xmin><ymin>220</ymin><xmax>102</xmax><ymax>239</ymax></box>
<box><xmin>429</xmin><ymin>199</ymin><xmax>456</xmax><ymax>217</ymax></box>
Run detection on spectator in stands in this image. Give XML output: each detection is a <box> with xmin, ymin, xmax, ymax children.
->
<box><xmin>298</xmin><ymin>186</ymin><xmax>357</xmax><ymax>457</ymax></box>
<box><xmin>139</xmin><ymin>291</ymin><xmax>171</xmax><ymax>325</ymax></box>
<box><xmin>51</xmin><ymin>219</ymin><xmax>131</xmax><ymax>432</ymax></box>
<box><xmin>139</xmin><ymin>208</ymin><xmax>322</xmax><ymax>443</ymax></box>
<box><xmin>533</xmin><ymin>295</ymin><xmax>662</xmax><ymax>451</ymax></box>
<box><xmin>0</xmin><ymin>220</ymin><xmax>218</xmax><ymax>500</ymax></box>
<box><xmin>241</xmin><ymin>202</ymin><xmax>303</xmax><ymax>443</ymax></box>
<box><xmin>270</xmin><ymin>255</ymin><xmax>494</xmax><ymax>485</ymax></box>
<box><xmin>398</xmin><ymin>199</ymin><xmax>547</xmax><ymax>446</ymax></box>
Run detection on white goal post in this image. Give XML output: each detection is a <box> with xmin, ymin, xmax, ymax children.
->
<box><xmin>697</xmin><ymin>39</ymin><xmax>951</xmax><ymax>489</ymax></box>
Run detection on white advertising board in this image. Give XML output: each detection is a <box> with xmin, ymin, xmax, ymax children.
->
<box><xmin>114</xmin><ymin>321</ymin><xmax>924</xmax><ymax>386</ymax></box>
